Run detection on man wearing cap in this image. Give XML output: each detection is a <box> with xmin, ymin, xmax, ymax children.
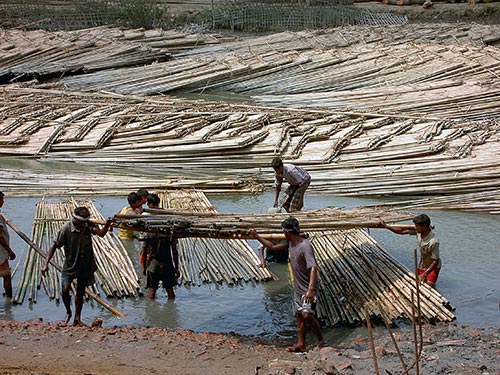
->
<box><xmin>379</xmin><ymin>213</ymin><xmax>441</xmax><ymax>287</ymax></box>
<box><xmin>271</xmin><ymin>157</ymin><xmax>311</xmax><ymax>213</ymax></box>
<box><xmin>41</xmin><ymin>206</ymin><xmax>112</xmax><ymax>326</ymax></box>
<box><xmin>250</xmin><ymin>216</ymin><xmax>325</xmax><ymax>352</ymax></box>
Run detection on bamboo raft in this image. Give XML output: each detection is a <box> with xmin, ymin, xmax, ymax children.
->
<box><xmin>0</xmin><ymin>88</ymin><xmax>498</xmax><ymax>214</ymax></box>
<box><xmin>13</xmin><ymin>198</ymin><xmax>141</xmax><ymax>305</ymax></box>
<box><xmin>112</xmin><ymin>190</ymin><xmax>455</xmax><ymax>325</ymax></box>
<box><xmin>155</xmin><ymin>189</ymin><xmax>275</xmax><ymax>285</ymax></box>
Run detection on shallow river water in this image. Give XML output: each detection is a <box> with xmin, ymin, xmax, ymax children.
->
<box><xmin>1</xmin><ymin>192</ymin><xmax>499</xmax><ymax>343</ymax></box>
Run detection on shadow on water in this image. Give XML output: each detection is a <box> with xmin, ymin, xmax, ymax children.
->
<box><xmin>1</xmin><ymin>191</ymin><xmax>499</xmax><ymax>343</ymax></box>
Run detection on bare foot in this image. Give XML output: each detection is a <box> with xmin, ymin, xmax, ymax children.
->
<box><xmin>63</xmin><ymin>312</ymin><xmax>72</xmax><ymax>324</ymax></box>
<box><xmin>285</xmin><ymin>344</ymin><xmax>306</xmax><ymax>353</ymax></box>
<box><xmin>73</xmin><ymin>320</ymin><xmax>88</xmax><ymax>327</ymax></box>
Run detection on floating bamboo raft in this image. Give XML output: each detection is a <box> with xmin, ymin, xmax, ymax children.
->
<box><xmin>115</xmin><ymin>190</ymin><xmax>454</xmax><ymax>325</ymax></box>
<box><xmin>0</xmin><ymin>88</ymin><xmax>498</xmax><ymax>214</ymax></box>
<box><xmin>155</xmin><ymin>190</ymin><xmax>275</xmax><ymax>285</ymax></box>
<box><xmin>0</xmin><ymin>27</ymin><xmax>229</xmax><ymax>84</ymax></box>
<box><xmin>13</xmin><ymin>198</ymin><xmax>141</xmax><ymax>305</ymax></box>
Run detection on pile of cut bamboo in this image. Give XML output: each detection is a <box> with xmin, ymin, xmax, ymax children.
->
<box><xmin>0</xmin><ymin>27</ymin><xmax>228</xmax><ymax>83</ymax></box>
<box><xmin>0</xmin><ymin>88</ymin><xmax>499</xmax><ymax>214</ymax></box>
<box><xmin>155</xmin><ymin>189</ymin><xmax>275</xmax><ymax>285</ymax></box>
<box><xmin>310</xmin><ymin>229</ymin><xmax>455</xmax><ymax>326</ymax></box>
<box><xmin>13</xmin><ymin>199</ymin><xmax>141</xmax><ymax>305</ymax></box>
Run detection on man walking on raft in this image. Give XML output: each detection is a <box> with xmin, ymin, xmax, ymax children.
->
<box><xmin>41</xmin><ymin>207</ymin><xmax>112</xmax><ymax>326</ymax></box>
<box><xmin>250</xmin><ymin>217</ymin><xmax>326</xmax><ymax>352</ymax></box>
<box><xmin>272</xmin><ymin>157</ymin><xmax>311</xmax><ymax>213</ymax></box>
<box><xmin>379</xmin><ymin>213</ymin><xmax>441</xmax><ymax>288</ymax></box>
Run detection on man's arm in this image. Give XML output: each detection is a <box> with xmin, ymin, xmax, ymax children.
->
<box><xmin>172</xmin><ymin>240</ymin><xmax>179</xmax><ymax>277</ymax></box>
<box><xmin>0</xmin><ymin>233</ymin><xmax>15</xmax><ymax>260</ymax></box>
<box><xmin>304</xmin><ymin>265</ymin><xmax>318</xmax><ymax>303</ymax></box>
<box><xmin>41</xmin><ymin>242</ymin><xmax>58</xmax><ymax>276</ymax></box>
<box><xmin>92</xmin><ymin>218</ymin><xmax>113</xmax><ymax>237</ymax></box>
<box><xmin>378</xmin><ymin>220</ymin><xmax>414</xmax><ymax>235</ymax></box>
<box><xmin>273</xmin><ymin>175</ymin><xmax>283</xmax><ymax>207</ymax></box>
<box><xmin>249</xmin><ymin>229</ymin><xmax>288</xmax><ymax>252</ymax></box>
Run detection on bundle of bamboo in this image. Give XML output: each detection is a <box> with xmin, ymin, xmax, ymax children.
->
<box><xmin>112</xmin><ymin>206</ymin><xmax>413</xmax><ymax>238</ymax></box>
<box><xmin>155</xmin><ymin>189</ymin><xmax>276</xmax><ymax>286</ymax></box>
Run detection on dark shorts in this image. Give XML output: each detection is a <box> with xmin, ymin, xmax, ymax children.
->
<box><xmin>146</xmin><ymin>269</ymin><xmax>177</xmax><ymax>290</ymax></box>
<box><xmin>418</xmin><ymin>267</ymin><xmax>441</xmax><ymax>283</ymax></box>
<box><xmin>61</xmin><ymin>273</ymin><xmax>95</xmax><ymax>288</ymax></box>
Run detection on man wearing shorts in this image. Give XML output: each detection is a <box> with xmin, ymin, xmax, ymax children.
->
<box><xmin>41</xmin><ymin>206</ymin><xmax>112</xmax><ymax>325</ymax></box>
<box><xmin>250</xmin><ymin>216</ymin><xmax>325</xmax><ymax>352</ymax></box>
<box><xmin>271</xmin><ymin>157</ymin><xmax>311</xmax><ymax>213</ymax></box>
<box><xmin>379</xmin><ymin>213</ymin><xmax>441</xmax><ymax>287</ymax></box>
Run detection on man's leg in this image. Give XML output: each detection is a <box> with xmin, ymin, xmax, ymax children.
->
<box><xmin>166</xmin><ymin>287</ymin><xmax>175</xmax><ymax>300</ymax></box>
<box><xmin>305</xmin><ymin>313</ymin><xmax>325</xmax><ymax>346</ymax></box>
<box><xmin>3</xmin><ymin>275</ymin><xmax>12</xmax><ymax>298</ymax></box>
<box><xmin>73</xmin><ymin>281</ymin><xmax>86</xmax><ymax>326</ymax></box>
<box><xmin>286</xmin><ymin>314</ymin><xmax>307</xmax><ymax>352</ymax></box>
<box><xmin>61</xmin><ymin>284</ymin><xmax>72</xmax><ymax>324</ymax></box>
<box><xmin>147</xmin><ymin>288</ymin><xmax>157</xmax><ymax>300</ymax></box>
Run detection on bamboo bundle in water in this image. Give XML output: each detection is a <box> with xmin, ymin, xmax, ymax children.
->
<box><xmin>13</xmin><ymin>198</ymin><xmax>141</xmax><ymax>305</ymax></box>
<box><xmin>311</xmin><ymin>229</ymin><xmax>455</xmax><ymax>326</ymax></box>
<box><xmin>153</xmin><ymin>189</ymin><xmax>275</xmax><ymax>285</ymax></box>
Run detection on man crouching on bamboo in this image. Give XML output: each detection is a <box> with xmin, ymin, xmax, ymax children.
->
<box><xmin>41</xmin><ymin>207</ymin><xmax>112</xmax><ymax>326</ymax></box>
<box><xmin>249</xmin><ymin>217</ymin><xmax>326</xmax><ymax>352</ymax></box>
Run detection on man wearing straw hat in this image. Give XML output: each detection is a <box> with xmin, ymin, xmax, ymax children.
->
<box><xmin>250</xmin><ymin>216</ymin><xmax>326</xmax><ymax>352</ymax></box>
<box><xmin>271</xmin><ymin>157</ymin><xmax>311</xmax><ymax>213</ymax></box>
<box><xmin>41</xmin><ymin>206</ymin><xmax>112</xmax><ymax>326</ymax></box>
<box><xmin>0</xmin><ymin>192</ymin><xmax>16</xmax><ymax>299</ymax></box>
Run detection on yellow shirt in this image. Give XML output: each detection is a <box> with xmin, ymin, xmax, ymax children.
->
<box><xmin>117</xmin><ymin>207</ymin><xmax>135</xmax><ymax>240</ymax></box>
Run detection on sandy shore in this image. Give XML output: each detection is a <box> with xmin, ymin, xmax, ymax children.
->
<box><xmin>1</xmin><ymin>319</ymin><xmax>498</xmax><ymax>375</ymax></box>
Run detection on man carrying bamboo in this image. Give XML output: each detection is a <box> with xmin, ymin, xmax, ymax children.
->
<box><xmin>0</xmin><ymin>192</ymin><xmax>16</xmax><ymax>299</ymax></box>
<box><xmin>140</xmin><ymin>193</ymin><xmax>179</xmax><ymax>300</ymax></box>
<box><xmin>379</xmin><ymin>213</ymin><xmax>441</xmax><ymax>287</ymax></box>
<box><xmin>41</xmin><ymin>206</ymin><xmax>112</xmax><ymax>326</ymax></box>
<box><xmin>250</xmin><ymin>216</ymin><xmax>326</xmax><ymax>352</ymax></box>
<box><xmin>271</xmin><ymin>157</ymin><xmax>311</xmax><ymax>212</ymax></box>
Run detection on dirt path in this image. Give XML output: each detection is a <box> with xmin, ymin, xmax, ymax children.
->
<box><xmin>1</xmin><ymin>320</ymin><xmax>499</xmax><ymax>375</ymax></box>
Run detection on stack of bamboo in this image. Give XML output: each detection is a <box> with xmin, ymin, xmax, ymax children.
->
<box><xmin>0</xmin><ymin>88</ymin><xmax>499</xmax><ymax>214</ymax></box>
<box><xmin>113</xmin><ymin>206</ymin><xmax>414</xmax><ymax>238</ymax></box>
<box><xmin>155</xmin><ymin>189</ymin><xmax>275</xmax><ymax>286</ymax></box>
<box><xmin>0</xmin><ymin>27</ymin><xmax>227</xmax><ymax>83</ymax></box>
<box><xmin>311</xmin><ymin>229</ymin><xmax>455</xmax><ymax>326</ymax></box>
<box><xmin>13</xmin><ymin>198</ymin><xmax>141</xmax><ymax>305</ymax></box>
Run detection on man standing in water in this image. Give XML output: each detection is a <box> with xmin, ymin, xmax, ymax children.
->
<box><xmin>271</xmin><ymin>157</ymin><xmax>311</xmax><ymax>213</ymax></box>
<box><xmin>250</xmin><ymin>216</ymin><xmax>325</xmax><ymax>352</ymax></box>
<box><xmin>379</xmin><ymin>213</ymin><xmax>441</xmax><ymax>287</ymax></box>
<box><xmin>0</xmin><ymin>192</ymin><xmax>16</xmax><ymax>299</ymax></box>
<box><xmin>41</xmin><ymin>206</ymin><xmax>112</xmax><ymax>325</ymax></box>
<box><xmin>140</xmin><ymin>193</ymin><xmax>179</xmax><ymax>300</ymax></box>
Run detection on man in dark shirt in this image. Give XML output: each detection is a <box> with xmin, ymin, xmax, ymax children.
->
<box><xmin>41</xmin><ymin>206</ymin><xmax>112</xmax><ymax>326</ymax></box>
